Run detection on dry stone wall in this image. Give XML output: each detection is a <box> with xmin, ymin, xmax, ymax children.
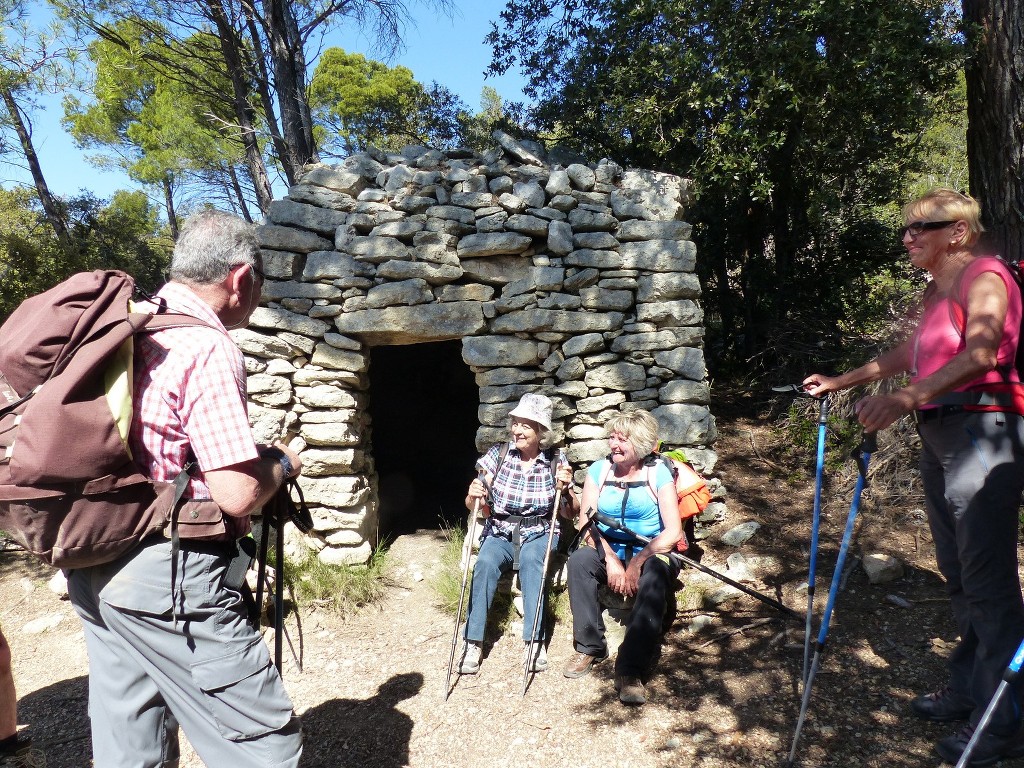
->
<box><xmin>240</xmin><ymin>132</ymin><xmax>723</xmax><ymax>565</ymax></box>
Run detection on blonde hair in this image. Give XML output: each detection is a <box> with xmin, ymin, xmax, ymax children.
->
<box><xmin>902</xmin><ymin>188</ymin><xmax>984</xmax><ymax>249</ymax></box>
<box><xmin>604</xmin><ymin>410</ymin><xmax>659</xmax><ymax>459</ymax></box>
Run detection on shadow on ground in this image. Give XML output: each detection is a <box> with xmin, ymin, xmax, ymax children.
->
<box><xmin>300</xmin><ymin>672</ymin><xmax>422</xmax><ymax>768</ymax></box>
<box><xmin>18</xmin><ymin>676</ymin><xmax>90</xmax><ymax>768</ymax></box>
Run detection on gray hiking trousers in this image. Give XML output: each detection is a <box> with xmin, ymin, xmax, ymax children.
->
<box><xmin>918</xmin><ymin>409</ymin><xmax>1024</xmax><ymax>734</ymax></box>
<box><xmin>69</xmin><ymin>538</ymin><xmax>302</xmax><ymax>768</ymax></box>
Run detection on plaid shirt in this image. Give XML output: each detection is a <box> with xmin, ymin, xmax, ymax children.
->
<box><xmin>478</xmin><ymin>442</ymin><xmax>569</xmax><ymax>541</ymax></box>
<box><xmin>129</xmin><ymin>283</ymin><xmax>259</xmax><ymax>501</ymax></box>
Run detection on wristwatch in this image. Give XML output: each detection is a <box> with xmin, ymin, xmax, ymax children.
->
<box><xmin>262</xmin><ymin>447</ymin><xmax>294</xmax><ymax>479</ymax></box>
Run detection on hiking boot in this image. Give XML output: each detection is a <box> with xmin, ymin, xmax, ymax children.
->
<box><xmin>458</xmin><ymin>641</ymin><xmax>482</xmax><ymax>675</ymax></box>
<box><xmin>615</xmin><ymin>675</ymin><xmax>647</xmax><ymax>706</ymax></box>
<box><xmin>0</xmin><ymin>740</ymin><xmax>45</xmax><ymax>768</ymax></box>
<box><xmin>935</xmin><ymin>722</ymin><xmax>1024</xmax><ymax>767</ymax></box>
<box><xmin>911</xmin><ymin>686</ymin><xmax>975</xmax><ymax>722</ymax></box>
<box><xmin>524</xmin><ymin>641</ymin><xmax>547</xmax><ymax>672</ymax></box>
<box><xmin>562</xmin><ymin>649</ymin><xmax>608</xmax><ymax>679</ymax></box>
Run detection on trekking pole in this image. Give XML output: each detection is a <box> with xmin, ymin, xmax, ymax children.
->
<box><xmin>785</xmin><ymin>431</ymin><xmax>877</xmax><ymax>767</ymax></box>
<box><xmin>771</xmin><ymin>384</ymin><xmax>830</xmax><ymax>685</ymax></box>
<box><xmin>444</xmin><ymin>474</ymin><xmax>483</xmax><ymax>701</ymax></box>
<box><xmin>274</xmin><ymin>509</ymin><xmax>285</xmax><ymax>674</ymax></box>
<box><xmin>955</xmin><ymin>636</ymin><xmax>1024</xmax><ymax>768</ymax></box>
<box><xmin>802</xmin><ymin>394</ymin><xmax>829</xmax><ymax>688</ymax></box>
<box><xmin>522</xmin><ymin>486</ymin><xmax>562</xmax><ymax>696</ymax></box>
<box><xmin>593</xmin><ymin>512</ymin><xmax>800</xmax><ymax>621</ymax></box>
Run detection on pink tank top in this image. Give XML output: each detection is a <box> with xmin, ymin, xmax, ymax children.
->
<box><xmin>911</xmin><ymin>257</ymin><xmax>1021</xmax><ymax>388</ymax></box>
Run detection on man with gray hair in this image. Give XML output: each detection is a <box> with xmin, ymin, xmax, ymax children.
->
<box><xmin>68</xmin><ymin>209</ymin><xmax>304</xmax><ymax>767</ymax></box>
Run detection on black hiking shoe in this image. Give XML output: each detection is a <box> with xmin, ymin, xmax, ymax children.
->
<box><xmin>935</xmin><ymin>722</ymin><xmax>1024</xmax><ymax>767</ymax></box>
<box><xmin>911</xmin><ymin>686</ymin><xmax>974</xmax><ymax>722</ymax></box>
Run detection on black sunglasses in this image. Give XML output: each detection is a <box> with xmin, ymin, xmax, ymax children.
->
<box><xmin>898</xmin><ymin>220</ymin><xmax>956</xmax><ymax>240</ymax></box>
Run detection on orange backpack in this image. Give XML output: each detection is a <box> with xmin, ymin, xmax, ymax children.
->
<box><xmin>658</xmin><ymin>449</ymin><xmax>712</xmax><ymax>522</ymax></box>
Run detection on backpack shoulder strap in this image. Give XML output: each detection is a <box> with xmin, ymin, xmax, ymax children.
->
<box><xmin>483</xmin><ymin>442</ymin><xmax>510</xmax><ymax>508</ymax></box>
<box><xmin>132</xmin><ymin>310</ymin><xmax>218</xmax><ymax>337</ymax></box>
<box><xmin>495</xmin><ymin>441</ymin><xmax>510</xmax><ymax>475</ymax></box>
<box><xmin>645</xmin><ymin>453</ymin><xmax>675</xmax><ymax>502</ymax></box>
<box><xmin>544</xmin><ymin>446</ymin><xmax>558</xmax><ymax>487</ymax></box>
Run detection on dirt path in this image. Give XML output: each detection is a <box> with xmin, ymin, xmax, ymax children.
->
<box><xmin>0</xmin><ymin>408</ymin><xmax>1000</xmax><ymax>767</ymax></box>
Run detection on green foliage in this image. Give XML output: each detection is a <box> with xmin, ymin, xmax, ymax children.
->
<box><xmin>488</xmin><ymin>0</ymin><xmax>963</xmax><ymax>374</ymax></box>
<box><xmin>909</xmin><ymin>71</ymin><xmax>968</xmax><ymax>197</ymax></box>
<box><xmin>781</xmin><ymin>400</ymin><xmax>862</xmax><ymax>476</ymax></box>
<box><xmin>0</xmin><ymin>186</ymin><xmax>170</xmax><ymax>319</ymax></box>
<box><xmin>458</xmin><ymin>86</ymin><xmax>516</xmax><ymax>152</ymax></box>
<box><xmin>309</xmin><ymin>47</ymin><xmax>472</xmax><ymax>156</ymax></box>
<box><xmin>432</xmin><ymin>524</ymin><xmax>470</xmax><ymax>617</ymax></box>
<box><xmin>63</xmin><ymin>22</ymin><xmax>248</xmax><ymax>209</ymax></box>
<box><xmin>433</xmin><ymin>526</ymin><xmax>518</xmax><ymax>638</ymax></box>
<box><xmin>287</xmin><ymin>545</ymin><xmax>391</xmax><ymax>616</ymax></box>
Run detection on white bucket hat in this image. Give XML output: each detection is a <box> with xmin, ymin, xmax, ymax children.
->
<box><xmin>508</xmin><ymin>393</ymin><xmax>553</xmax><ymax>431</ymax></box>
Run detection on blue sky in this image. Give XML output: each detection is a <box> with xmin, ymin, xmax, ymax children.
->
<box><xmin>2</xmin><ymin>1</ymin><xmax>529</xmax><ymax>200</ymax></box>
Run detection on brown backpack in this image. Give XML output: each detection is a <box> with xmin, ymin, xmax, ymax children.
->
<box><xmin>0</xmin><ymin>270</ymin><xmax>224</xmax><ymax>568</ymax></box>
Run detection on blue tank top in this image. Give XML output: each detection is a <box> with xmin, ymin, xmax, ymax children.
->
<box><xmin>588</xmin><ymin>459</ymin><xmax>673</xmax><ymax>558</ymax></box>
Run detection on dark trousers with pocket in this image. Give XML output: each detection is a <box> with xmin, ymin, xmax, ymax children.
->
<box><xmin>919</xmin><ymin>411</ymin><xmax>1024</xmax><ymax>734</ymax></box>
<box><xmin>567</xmin><ymin>545</ymin><xmax>678</xmax><ymax>677</ymax></box>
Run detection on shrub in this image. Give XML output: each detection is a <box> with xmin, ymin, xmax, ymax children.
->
<box><xmin>287</xmin><ymin>544</ymin><xmax>391</xmax><ymax>616</ymax></box>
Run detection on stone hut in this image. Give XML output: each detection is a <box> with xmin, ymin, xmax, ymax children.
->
<box><xmin>241</xmin><ymin>132</ymin><xmax>722</xmax><ymax>565</ymax></box>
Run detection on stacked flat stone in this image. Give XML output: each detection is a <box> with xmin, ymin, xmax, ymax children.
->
<box><xmin>240</xmin><ymin>132</ymin><xmax>723</xmax><ymax>566</ymax></box>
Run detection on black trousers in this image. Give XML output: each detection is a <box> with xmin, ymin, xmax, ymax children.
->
<box><xmin>567</xmin><ymin>545</ymin><xmax>678</xmax><ymax>677</ymax></box>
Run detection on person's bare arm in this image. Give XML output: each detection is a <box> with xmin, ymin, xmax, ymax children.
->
<box><xmin>854</xmin><ymin>272</ymin><xmax>1007</xmax><ymax>432</ymax></box>
<box><xmin>803</xmin><ymin>340</ymin><xmax>914</xmax><ymax>396</ymax></box>
<box><xmin>205</xmin><ymin>441</ymin><xmax>302</xmax><ymax>517</ymax></box>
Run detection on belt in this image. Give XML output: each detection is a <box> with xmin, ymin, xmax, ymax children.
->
<box><xmin>176</xmin><ymin>538</ymin><xmax>237</xmax><ymax>557</ymax></box>
<box><xmin>914</xmin><ymin>405</ymin><xmax>973</xmax><ymax>424</ymax></box>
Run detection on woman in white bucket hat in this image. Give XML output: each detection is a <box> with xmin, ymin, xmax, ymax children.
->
<box><xmin>457</xmin><ymin>393</ymin><xmax>579</xmax><ymax>675</ymax></box>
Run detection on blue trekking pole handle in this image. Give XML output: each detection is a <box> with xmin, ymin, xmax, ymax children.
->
<box><xmin>956</xmin><ymin>637</ymin><xmax>1024</xmax><ymax>768</ymax></box>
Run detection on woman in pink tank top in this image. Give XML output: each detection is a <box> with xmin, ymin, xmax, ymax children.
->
<box><xmin>802</xmin><ymin>188</ymin><xmax>1024</xmax><ymax>764</ymax></box>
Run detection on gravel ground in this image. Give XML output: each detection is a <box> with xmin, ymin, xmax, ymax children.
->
<box><xmin>1</xmin><ymin>407</ymin><xmax>1014</xmax><ymax>768</ymax></box>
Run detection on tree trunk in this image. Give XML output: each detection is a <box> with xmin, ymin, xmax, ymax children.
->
<box><xmin>162</xmin><ymin>176</ymin><xmax>179</xmax><ymax>240</ymax></box>
<box><xmin>0</xmin><ymin>86</ymin><xmax>73</xmax><ymax>251</ymax></box>
<box><xmin>263</xmin><ymin>0</ymin><xmax>319</xmax><ymax>171</ymax></box>
<box><xmin>963</xmin><ymin>0</ymin><xmax>1024</xmax><ymax>259</ymax></box>
<box><xmin>242</xmin><ymin>14</ymin><xmax>296</xmax><ymax>186</ymax></box>
<box><xmin>204</xmin><ymin>0</ymin><xmax>275</xmax><ymax>214</ymax></box>
<box><xmin>228</xmin><ymin>165</ymin><xmax>254</xmax><ymax>223</ymax></box>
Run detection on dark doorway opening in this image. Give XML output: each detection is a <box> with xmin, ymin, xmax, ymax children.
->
<box><xmin>368</xmin><ymin>341</ymin><xmax>480</xmax><ymax>540</ymax></box>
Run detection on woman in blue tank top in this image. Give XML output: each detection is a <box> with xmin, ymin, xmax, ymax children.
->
<box><xmin>562</xmin><ymin>410</ymin><xmax>681</xmax><ymax>706</ymax></box>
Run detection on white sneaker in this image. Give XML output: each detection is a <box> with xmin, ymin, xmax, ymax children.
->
<box><xmin>524</xmin><ymin>641</ymin><xmax>548</xmax><ymax>672</ymax></box>
<box><xmin>458</xmin><ymin>641</ymin><xmax>482</xmax><ymax>674</ymax></box>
